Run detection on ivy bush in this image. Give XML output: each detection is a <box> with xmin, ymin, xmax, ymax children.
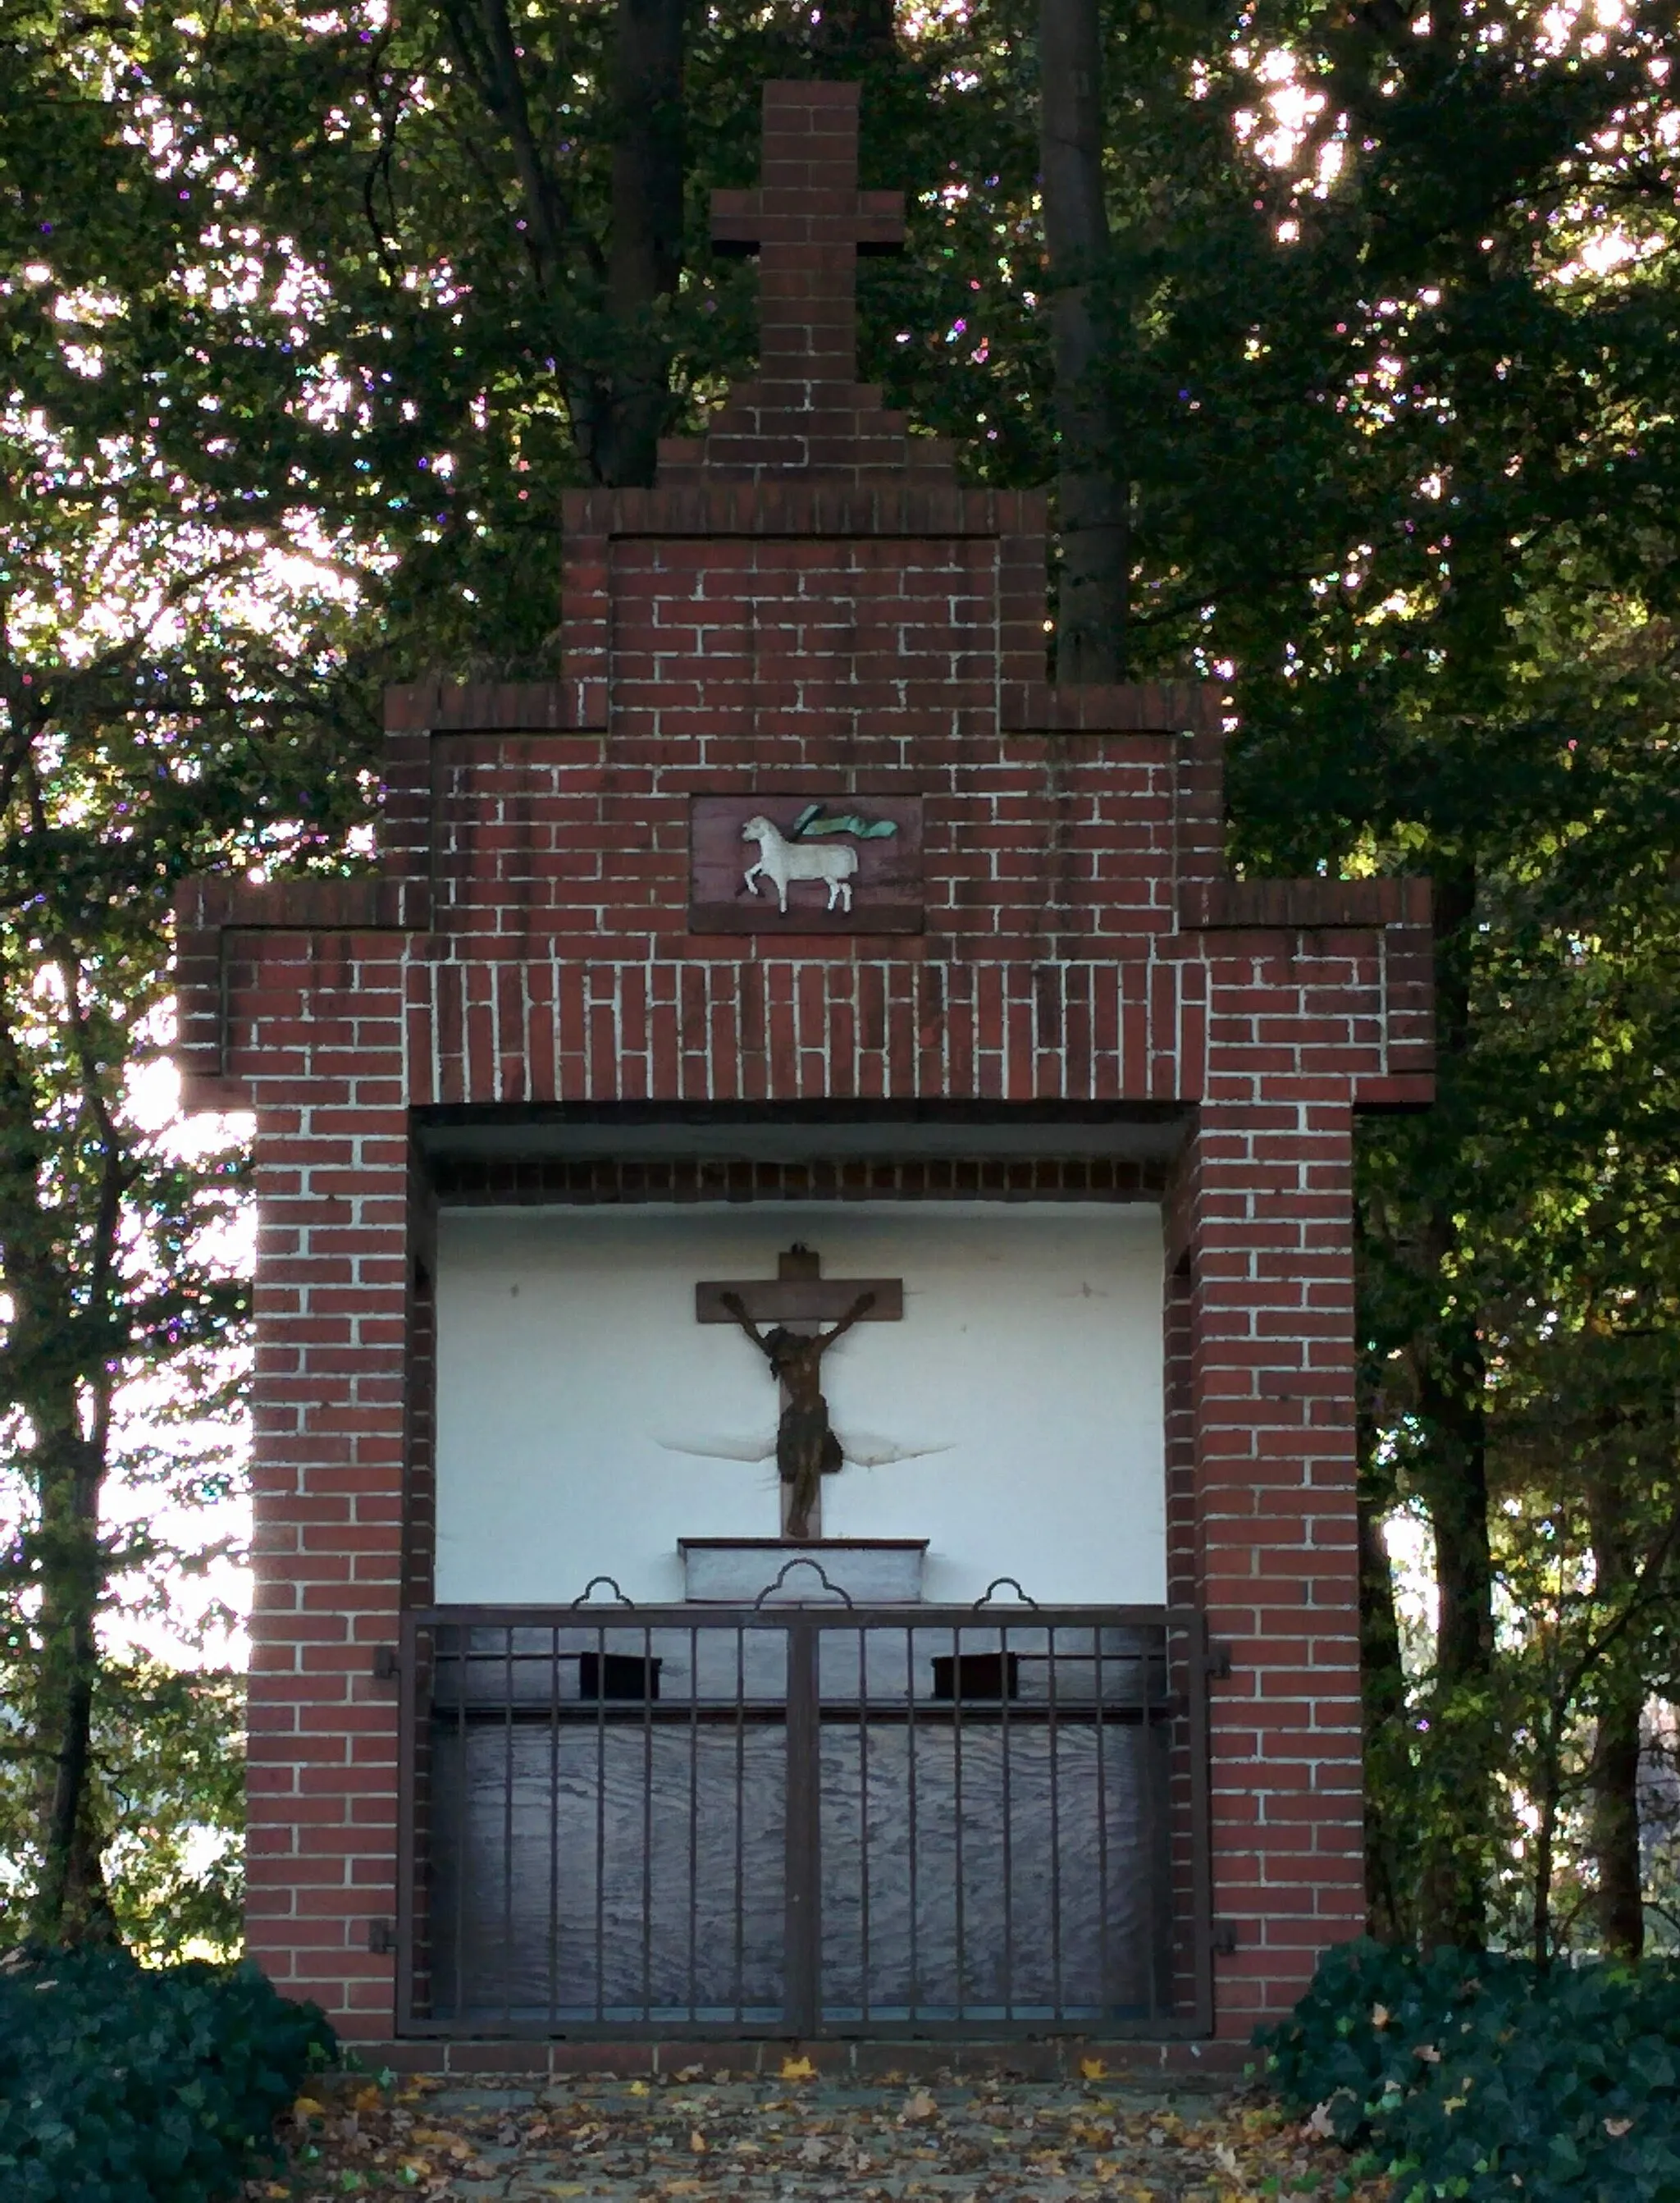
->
<box><xmin>0</xmin><ymin>1945</ymin><xmax>334</xmax><ymax>2203</ymax></box>
<box><xmin>1258</xmin><ymin>1939</ymin><xmax>1680</xmax><ymax>2201</ymax></box>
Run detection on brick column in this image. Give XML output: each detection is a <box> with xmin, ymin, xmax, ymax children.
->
<box><xmin>240</xmin><ymin>930</ymin><xmax>412</xmax><ymax>2032</ymax></box>
<box><xmin>1188</xmin><ymin>1095</ymin><xmax>1366</xmax><ymax>2033</ymax></box>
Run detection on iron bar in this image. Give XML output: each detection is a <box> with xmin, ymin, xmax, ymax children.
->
<box><xmin>687</xmin><ymin>1620</ymin><xmax>700</xmax><ymax>2023</ymax></box>
<box><xmin>594</xmin><ymin>1623</ymin><xmax>606</xmax><ymax>2024</ymax></box>
<box><xmin>1048</xmin><ymin>1620</ymin><xmax>1062</xmax><ymax>2019</ymax></box>
<box><xmin>952</xmin><ymin>1620</ymin><xmax>966</xmax><ymax>2022</ymax></box>
<box><xmin>1094</xmin><ymin>1625</ymin><xmax>1110</xmax><ymax>2021</ymax></box>
<box><xmin>905</xmin><ymin>1624</ymin><xmax>920</xmax><ymax>2024</ymax></box>
<box><xmin>1000</xmin><ymin>1623</ymin><xmax>1013</xmax><ymax>2021</ymax></box>
<box><xmin>784</xmin><ymin>1620</ymin><xmax>820</xmax><ymax>2036</ymax></box>
<box><xmin>547</xmin><ymin>1623</ymin><xmax>560</xmax><ymax>2027</ymax></box>
<box><xmin>394</xmin><ymin>1612</ymin><xmax>420</xmax><ymax>2032</ymax></box>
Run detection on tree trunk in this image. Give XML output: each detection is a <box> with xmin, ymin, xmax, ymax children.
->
<box><xmin>0</xmin><ymin>1014</ymin><xmax>117</xmax><ymax>1945</ymax></box>
<box><xmin>1413</xmin><ymin>859</ymin><xmax>1497</xmax><ymax>1951</ymax></box>
<box><xmin>443</xmin><ymin>0</ymin><xmax>687</xmax><ymax>487</ymax></box>
<box><xmin>1591</xmin><ymin>1692</ymin><xmax>1646</xmax><ymax>1958</ymax></box>
<box><xmin>1586</xmin><ymin>1463</ymin><xmax>1646</xmax><ymax>1958</ymax></box>
<box><xmin>1531</xmin><ymin>1733</ymin><xmax>1561</xmax><ymax>1970</ymax></box>
<box><xmin>30</xmin><ymin>1425</ymin><xmax>115</xmax><ymax>1945</ymax></box>
<box><xmin>1358</xmin><ymin>1489</ymin><xmax>1411</xmax><ymax>1940</ymax></box>
<box><xmin>1039</xmin><ymin>0</ymin><xmax>1127</xmax><ymax>682</ymax></box>
<box><xmin>599</xmin><ymin>0</ymin><xmax>688</xmax><ymax>485</ymax></box>
<box><xmin>452</xmin><ymin>0</ymin><xmax>576</xmax><ymax>295</ymax></box>
<box><xmin>811</xmin><ymin>0</ymin><xmax>897</xmax><ymax>70</ymax></box>
<box><xmin>1420</xmin><ymin>1318</ymin><xmax>1494</xmax><ymax>1690</ymax></box>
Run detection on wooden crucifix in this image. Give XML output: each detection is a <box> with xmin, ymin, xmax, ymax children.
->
<box><xmin>696</xmin><ymin>1245</ymin><xmax>903</xmax><ymax>1538</ymax></box>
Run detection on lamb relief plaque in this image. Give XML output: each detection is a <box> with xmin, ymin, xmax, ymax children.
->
<box><xmin>688</xmin><ymin>794</ymin><xmax>924</xmax><ymax>934</ymax></box>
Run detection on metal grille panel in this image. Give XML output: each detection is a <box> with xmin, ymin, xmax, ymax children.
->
<box><xmin>397</xmin><ymin>1604</ymin><xmax>1212</xmax><ymax>2037</ymax></box>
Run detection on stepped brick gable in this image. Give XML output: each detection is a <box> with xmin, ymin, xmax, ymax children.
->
<box><xmin>176</xmin><ymin>79</ymin><xmax>1433</xmax><ymax>2049</ymax></box>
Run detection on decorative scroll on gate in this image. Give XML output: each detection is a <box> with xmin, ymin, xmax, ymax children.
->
<box><xmin>395</xmin><ymin>1602</ymin><xmax>1214</xmax><ymax>2039</ymax></box>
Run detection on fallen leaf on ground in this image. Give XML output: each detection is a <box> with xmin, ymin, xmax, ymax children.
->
<box><xmin>254</xmin><ymin>2070</ymin><xmax>1391</xmax><ymax>2203</ymax></box>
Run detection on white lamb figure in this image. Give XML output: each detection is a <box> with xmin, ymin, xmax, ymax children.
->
<box><xmin>740</xmin><ymin>814</ymin><xmax>858</xmax><ymax>915</ymax></box>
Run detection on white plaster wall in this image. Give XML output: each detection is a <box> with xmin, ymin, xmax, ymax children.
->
<box><xmin>434</xmin><ymin>1202</ymin><xmax>1166</xmax><ymax>1605</ymax></box>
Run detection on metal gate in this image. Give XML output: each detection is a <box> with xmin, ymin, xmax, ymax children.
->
<box><xmin>395</xmin><ymin>1590</ymin><xmax>1213</xmax><ymax>2038</ymax></box>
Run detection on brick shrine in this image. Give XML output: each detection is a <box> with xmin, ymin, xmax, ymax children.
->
<box><xmin>176</xmin><ymin>79</ymin><xmax>1434</xmax><ymax>2050</ymax></box>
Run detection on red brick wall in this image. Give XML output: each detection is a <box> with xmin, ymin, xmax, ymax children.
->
<box><xmin>173</xmin><ymin>76</ymin><xmax>1433</xmax><ymax>2041</ymax></box>
<box><xmin>186</xmin><ymin>742</ymin><xmax>1427</xmax><ymax>2047</ymax></box>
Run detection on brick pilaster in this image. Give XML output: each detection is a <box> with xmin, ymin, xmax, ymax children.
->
<box><xmin>240</xmin><ymin>933</ymin><xmax>412</xmax><ymax>2019</ymax></box>
<box><xmin>1188</xmin><ymin>1097</ymin><xmax>1365</xmax><ymax>2031</ymax></box>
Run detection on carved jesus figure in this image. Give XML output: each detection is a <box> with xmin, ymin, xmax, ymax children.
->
<box><xmin>719</xmin><ymin>1288</ymin><xmax>877</xmax><ymax>1539</ymax></box>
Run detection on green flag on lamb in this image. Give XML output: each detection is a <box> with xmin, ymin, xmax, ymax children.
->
<box><xmin>789</xmin><ymin>804</ymin><xmax>898</xmax><ymax>840</ymax></box>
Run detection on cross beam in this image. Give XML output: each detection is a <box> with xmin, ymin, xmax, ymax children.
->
<box><xmin>695</xmin><ymin>1242</ymin><xmax>903</xmax><ymax>1326</ymax></box>
<box><xmin>710</xmin><ymin>81</ymin><xmax>904</xmax><ymax>389</ymax></box>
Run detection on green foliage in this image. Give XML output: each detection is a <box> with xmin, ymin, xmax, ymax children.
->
<box><xmin>1076</xmin><ymin>0</ymin><xmax>1680</xmax><ymax>1949</ymax></box>
<box><xmin>0</xmin><ymin>1662</ymin><xmax>244</xmax><ymax>1958</ymax></box>
<box><xmin>0</xmin><ymin>1946</ymin><xmax>332</xmax><ymax>2203</ymax></box>
<box><xmin>94</xmin><ymin>1667</ymin><xmax>244</xmax><ymax>1960</ymax></box>
<box><xmin>1261</xmin><ymin>1939</ymin><xmax>1680</xmax><ymax>2201</ymax></box>
<box><xmin>2</xmin><ymin>0</ymin><xmax>388</xmax><ymax>1944</ymax></box>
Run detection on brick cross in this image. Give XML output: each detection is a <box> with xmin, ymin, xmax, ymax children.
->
<box><xmin>710</xmin><ymin>81</ymin><xmax>905</xmax><ymax>391</ymax></box>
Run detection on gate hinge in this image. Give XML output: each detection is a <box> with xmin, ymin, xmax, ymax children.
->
<box><xmin>371</xmin><ymin>1644</ymin><xmax>399</xmax><ymax>1682</ymax></box>
<box><xmin>1212</xmin><ymin>1918</ymin><xmax>1239</xmax><ymax>1957</ymax></box>
<box><xmin>1203</xmin><ymin>1643</ymin><xmax>1234</xmax><ymax>1682</ymax></box>
<box><xmin>367</xmin><ymin>1917</ymin><xmax>395</xmax><ymax>1956</ymax></box>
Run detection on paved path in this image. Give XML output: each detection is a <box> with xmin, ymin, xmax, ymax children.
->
<box><xmin>260</xmin><ymin>2071</ymin><xmax>1380</xmax><ymax>2201</ymax></box>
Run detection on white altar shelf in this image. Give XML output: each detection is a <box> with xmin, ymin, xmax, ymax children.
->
<box><xmin>679</xmin><ymin>1538</ymin><xmax>927</xmax><ymax>1604</ymax></box>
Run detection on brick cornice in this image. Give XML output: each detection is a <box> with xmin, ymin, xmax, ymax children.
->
<box><xmin>383</xmin><ymin>674</ymin><xmax>1221</xmax><ymax>739</ymax></box>
<box><xmin>559</xmin><ymin>482</ymin><xmax>1048</xmax><ymax>538</ymax></box>
<box><xmin>172</xmin><ymin>874</ymin><xmax>412</xmax><ymax>1099</ymax></box>
<box><xmin>1354</xmin><ymin>1073</ymin><xmax>1436</xmax><ymax>1111</ymax></box>
<box><xmin>1002</xmin><ymin>680</ymin><xmax>1224</xmax><ymax>736</ymax></box>
<box><xmin>175</xmin><ymin>875</ymin><xmax>402</xmax><ymax>931</ymax></box>
<box><xmin>384</xmin><ymin>678</ymin><xmax>606</xmax><ymax>734</ymax></box>
<box><xmin>1178</xmin><ymin>876</ymin><xmax>1432</xmax><ymax>930</ymax></box>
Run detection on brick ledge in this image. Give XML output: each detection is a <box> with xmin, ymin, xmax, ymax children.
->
<box><xmin>383</xmin><ymin>676</ymin><xmax>1219</xmax><ymax>738</ymax></box>
<box><xmin>1180</xmin><ymin>877</ymin><xmax>1431</xmax><ymax>930</ymax></box>
<box><xmin>336</xmin><ymin>2036</ymin><xmax>1253</xmax><ymax>2084</ymax></box>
